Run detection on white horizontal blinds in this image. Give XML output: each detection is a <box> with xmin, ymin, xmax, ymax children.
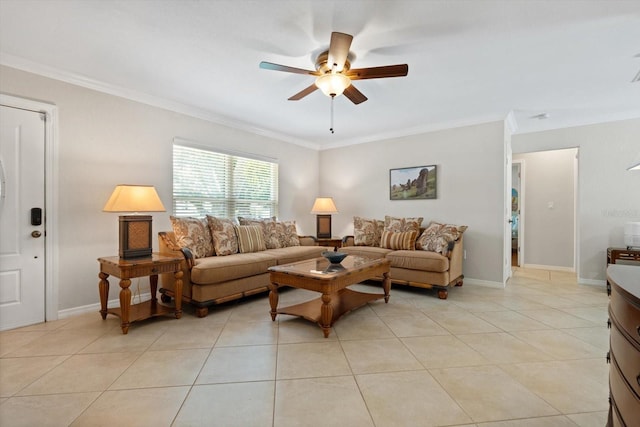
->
<box><xmin>231</xmin><ymin>155</ymin><xmax>278</xmax><ymax>218</ymax></box>
<box><xmin>173</xmin><ymin>143</ymin><xmax>278</xmax><ymax>219</ymax></box>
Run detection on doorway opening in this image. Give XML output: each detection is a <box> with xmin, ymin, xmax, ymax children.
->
<box><xmin>511</xmin><ymin>161</ymin><xmax>523</xmax><ymax>267</ymax></box>
<box><xmin>512</xmin><ymin>148</ymin><xmax>577</xmax><ymax>273</ymax></box>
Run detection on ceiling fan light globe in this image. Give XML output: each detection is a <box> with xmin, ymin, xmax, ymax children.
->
<box><xmin>315</xmin><ymin>73</ymin><xmax>351</xmax><ymax>97</ymax></box>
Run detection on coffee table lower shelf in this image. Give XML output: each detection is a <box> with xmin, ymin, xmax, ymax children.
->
<box><xmin>274</xmin><ymin>288</ymin><xmax>385</xmax><ymax>335</ymax></box>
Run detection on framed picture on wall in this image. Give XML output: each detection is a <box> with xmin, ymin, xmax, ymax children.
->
<box><xmin>390</xmin><ymin>165</ymin><xmax>437</xmax><ymax>200</ymax></box>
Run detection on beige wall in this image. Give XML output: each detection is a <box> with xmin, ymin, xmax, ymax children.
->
<box><xmin>1</xmin><ymin>65</ymin><xmax>320</xmax><ymax>311</ymax></box>
<box><xmin>513</xmin><ymin>148</ymin><xmax>577</xmax><ymax>270</ymax></box>
<box><xmin>319</xmin><ymin>121</ymin><xmax>507</xmax><ymax>285</ymax></box>
<box><xmin>513</xmin><ymin>118</ymin><xmax>640</xmax><ymax>283</ymax></box>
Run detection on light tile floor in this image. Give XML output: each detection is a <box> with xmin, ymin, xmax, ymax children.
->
<box><xmin>0</xmin><ymin>268</ymin><xmax>611</xmax><ymax>426</ymax></box>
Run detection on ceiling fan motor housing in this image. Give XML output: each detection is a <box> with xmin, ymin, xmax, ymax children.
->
<box><xmin>315</xmin><ymin>51</ymin><xmax>351</xmax><ymax>74</ymax></box>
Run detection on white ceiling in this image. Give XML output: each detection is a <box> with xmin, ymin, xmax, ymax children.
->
<box><xmin>1</xmin><ymin>0</ymin><xmax>639</xmax><ymax>150</ymax></box>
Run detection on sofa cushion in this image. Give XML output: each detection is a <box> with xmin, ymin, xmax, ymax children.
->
<box><xmin>238</xmin><ymin>216</ymin><xmax>280</xmax><ymax>249</ymax></box>
<box><xmin>353</xmin><ymin>216</ymin><xmax>384</xmax><ymax>246</ymax></box>
<box><xmin>416</xmin><ymin>222</ymin><xmax>467</xmax><ymax>254</ymax></box>
<box><xmin>380</xmin><ymin>230</ymin><xmax>418</xmax><ymax>250</ymax></box>
<box><xmin>384</xmin><ymin>215</ymin><xmax>423</xmax><ymax>233</ymax></box>
<box><xmin>191</xmin><ymin>252</ymin><xmax>277</xmax><ymax>284</ymax></box>
<box><xmin>275</xmin><ymin>220</ymin><xmax>300</xmax><ymax>247</ymax></box>
<box><xmin>170</xmin><ymin>216</ymin><xmax>214</xmax><ymax>258</ymax></box>
<box><xmin>206</xmin><ymin>216</ymin><xmax>239</xmax><ymax>256</ymax></box>
<box><xmin>439</xmin><ymin>223</ymin><xmax>468</xmax><ymax>240</ymax></box>
<box><xmin>386</xmin><ymin>250</ymin><xmax>450</xmax><ymax>273</ymax></box>
<box><xmin>235</xmin><ymin>225</ymin><xmax>267</xmax><ymax>253</ymax></box>
<box><xmin>268</xmin><ymin>246</ymin><xmax>328</xmax><ymax>265</ymax></box>
<box><xmin>340</xmin><ymin>245</ymin><xmax>392</xmax><ymax>260</ymax></box>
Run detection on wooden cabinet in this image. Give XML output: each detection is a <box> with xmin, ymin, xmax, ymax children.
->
<box><xmin>607</xmin><ymin>264</ymin><xmax>640</xmax><ymax>426</ymax></box>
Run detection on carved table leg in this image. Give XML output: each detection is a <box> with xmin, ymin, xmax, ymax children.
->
<box><xmin>382</xmin><ymin>271</ymin><xmax>391</xmax><ymax>303</ymax></box>
<box><xmin>149</xmin><ymin>274</ymin><xmax>158</xmax><ymax>311</ymax></box>
<box><xmin>119</xmin><ymin>278</ymin><xmax>132</xmax><ymax>334</ymax></box>
<box><xmin>320</xmin><ymin>293</ymin><xmax>333</xmax><ymax>338</ymax></box>
<box><xmin>173</xmin><ymin>270</ymin><xmax>183</xmax><ymax>319</ymax></box>
<box><xmin>98</xmin><ymin>272</ymin><xmax>109</xmax><ymax>320</ymax></box>
<box><xmin>268</xmin><ymin>282</ymin><xmax>279</xmax><ymax>321</ymax></box>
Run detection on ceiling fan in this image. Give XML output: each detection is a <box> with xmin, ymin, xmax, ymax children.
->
<box><xmin>259</xmin><ymin>31</ymin><xmax>409</xmax><ymax>105</ymax></box>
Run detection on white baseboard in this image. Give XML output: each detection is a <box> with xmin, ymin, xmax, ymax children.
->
<box><xmin>463</xmin><ymin>278</ymin><xmax>505</xmax><ymax>289</ymax></box>
<box><xmin>577</xmin><ymin>278</ymin><xmax>607</xmax><ymax>286</ymax></box>
<box><xmin>58</xmin><ymin>292</ymin><xmax>152</xmax><ymax>319</ymax></box>
<box><xmin>522</xmin><ymin>263</ymin><xmax>575</xmax><ymax>273</ymax></box>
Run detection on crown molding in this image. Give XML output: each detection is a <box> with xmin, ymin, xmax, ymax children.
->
<box><xmin>0</xmin><ymin>54</ymin><xmax>321</xmax><ymax>150</ymax></box>
<box><xmin>319</xmin><ymin>113</ymin><xmax>508</xmax><ymax>150</ymax></box>
<box><xmin>4</xmin><ymin>54</ymin><xmax>639</xmax><ymax>152</ymax></box>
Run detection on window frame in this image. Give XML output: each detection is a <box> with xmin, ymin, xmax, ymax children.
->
<box><xmin>172</xmin><ymin>138</ymin><xmax>279</xmax><ymax>219</ymax></box>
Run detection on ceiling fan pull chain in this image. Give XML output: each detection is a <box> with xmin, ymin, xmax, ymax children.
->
<box><xmin>330</xmin><ymin>94</ymin><xmax>335</xmax><ymax>134</ymax></box>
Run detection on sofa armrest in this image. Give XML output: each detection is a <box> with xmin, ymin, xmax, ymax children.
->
<box><xmin>298</xmin><ymin>235</ymin><xmax>317</xmax><ymax>246</ymax></box>
<box><xmin>447</xmin><ymin>235</ymin><xmax>464</xmax><ymax>281</ymax></box>
<box><xmin>158</xmin><ymin>231</ymin><xmax>194</xmax><ymax>268</ymax></box>
<box><xmin>180</xmin><ymin>247</ymin><xmax>195</xmax><ymax>269</ymax></box>
<box><xmin>342</xmin><ymin>235</ymin><xmax>355</xmax><ymax>247</ymax></box>
<box><xmin>158</xmin><ymin>231</ymin><xmax>195</xmax><ymax>300</ymax></box>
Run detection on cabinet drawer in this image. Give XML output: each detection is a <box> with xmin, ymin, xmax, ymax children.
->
<box><xmin>610</xmin><ymin>355</ymin><xmax>640</xmax><ymax>426</ymax></box>
<box><xmin>610</xmin><ymin>288</ymin><xmax>640</xmax><ymax>347</ymax></box>
<box><xmin>610</xmin><ymin>322</ymin><xmax>640</xmax><ymax>398</ymax></box>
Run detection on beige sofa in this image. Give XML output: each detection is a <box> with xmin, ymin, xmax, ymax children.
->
<box><xmin>158</xmin><ymin>215</ymin><xmax>465</xmax><ymax>317</ymax></box>
<box><xmin>339</xmin><ymin>216</ymin><xmax>465</xmax><ymax>299</ymax></box>
<box><xmin>158</xmin><ymin>231</ymin><xmax>332</xmax><ymax>317</ymax></box>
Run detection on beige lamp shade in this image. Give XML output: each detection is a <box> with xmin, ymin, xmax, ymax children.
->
<box><xmin>103</xmin><ymin>185</ymin><xmax>166</xmax><ymax>213</ymax></box>
<box><xmin>310</xmin><ymin>197</ymin><xmax>338</xmax><ymax>214</ymax></box>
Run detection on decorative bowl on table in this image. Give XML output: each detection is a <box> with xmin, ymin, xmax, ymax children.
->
<box><xmin>322</xmin><ymin>251</ymin><xmax>348</xmax><ymax>264</ymax></box>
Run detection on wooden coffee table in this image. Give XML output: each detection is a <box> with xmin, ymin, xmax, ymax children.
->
<box><xmin>268</xmin><ymin>255</ymin><xmax>391</xmax><ymax>337</ymax></box>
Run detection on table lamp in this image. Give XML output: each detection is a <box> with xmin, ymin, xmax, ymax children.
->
<box><xmin>310</xmin><ymin>197</ymin><xmax>338</xmax><ymax>239</ymax></box>
<box><xmin>103</xmin><ymin>184</ymin><xmax>166</xmax><ymax>259</ymax></box>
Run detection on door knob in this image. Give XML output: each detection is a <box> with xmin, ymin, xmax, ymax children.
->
<box><xmin>31</xmin><ymin>230</ymin><xmax>42</xmax><ymax>238</ymax></box>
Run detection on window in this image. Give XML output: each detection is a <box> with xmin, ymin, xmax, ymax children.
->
<box><xmin>173</xmin><ymin>141</ymin><xmax>278</xmax><ymax>219</ymax></box>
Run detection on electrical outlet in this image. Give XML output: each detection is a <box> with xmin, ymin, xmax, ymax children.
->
<box><xmin>464</xmin><ymin>250</ymin><xmax>467</xmax><ymax>260</ymax></box>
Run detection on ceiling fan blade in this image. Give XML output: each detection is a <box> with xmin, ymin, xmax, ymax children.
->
<box><xmin>346</xmin><ymin>64</ymin><xmax>409</xmax><ymax>80</ymax></box>
<box><xmin>260</xmin><ymin>61</ymin><xmax>320</xmax><ymax>76</ymax></box>
<box><xmin>328</xmin><ymin>32</ymin><xmax>353</xmax><ymax>72</ymax></box>
<box><xmin>343</xmin><ymin>84</ymin><xmax>367</xmax><ymax>105</ymax></box>
<box><xmin>288</xmin><ymin>84</ymin><xmax>319</xmax><ymax>101</ymax></box>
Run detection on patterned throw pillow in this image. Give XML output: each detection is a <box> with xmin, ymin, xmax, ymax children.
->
<box><xmin>170</xmin><ymin>216</ymin><xmax>214</xmax><ymax>258</ymax></box>
<box><xmin>276</xmin><ymin>220</ymin><xmax>300</xmax><ymax>247</ymax></box>
<box><xmin>206</xmin><ymin>216</ymin><xmax>238</xmax><ymax>256</ymax></box>
<box><xmin>238</xmin><ymin>217</ymin><xmax>280</xmax><ymax>249</ymax></box>
<box><xmin>234</xmin><ymin>225</ymin><xmax>267</xmax><ymax>253</ymax></box>
<box><xmin>384</xmin><ymin>215</ymin><xmax>423</xmax><ymax>233</ymax></box>
<box><xmin>439</xmin><ymin>223</ymin><xmax>468</xmax><ymax>241</ymax></box>
<box><xmin>380</xmin><ymin>230</ymin><xmax>418</xmax><ymax>250</ymax></box>
<box><xmin>353</xmin><ymin>216</ymin><xmax>385</xmax><ymax>246</ymax></box>
<box><xmin>415</xmin><ymin>222</ymin><xmax>443</xmax><ymax>250</ymax></box>
<box><xmin>416</xmin><ymin>221</ymin><xmax>467</xmax><ymax>254</ymax></box>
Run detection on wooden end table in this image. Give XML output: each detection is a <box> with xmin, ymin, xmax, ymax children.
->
<box><xmin>98</xmin><ymin>253</ymin><xmax>183</xmax><ymax>334</ymax></box>
<box><xmin>268</xmin><ymin>255</ymin><xmax>390</xmax><ymax>338</ymax></box>
<box><xmin>315</xmin><ymin>237</ymin><xmax>343</xmax><ymax>249</ymax></box>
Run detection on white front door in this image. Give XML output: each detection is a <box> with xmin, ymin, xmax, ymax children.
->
<box><xmin>0</xmin><ymin>105</ymin><xmax>46</xmax><ymax>331</ymax></box>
